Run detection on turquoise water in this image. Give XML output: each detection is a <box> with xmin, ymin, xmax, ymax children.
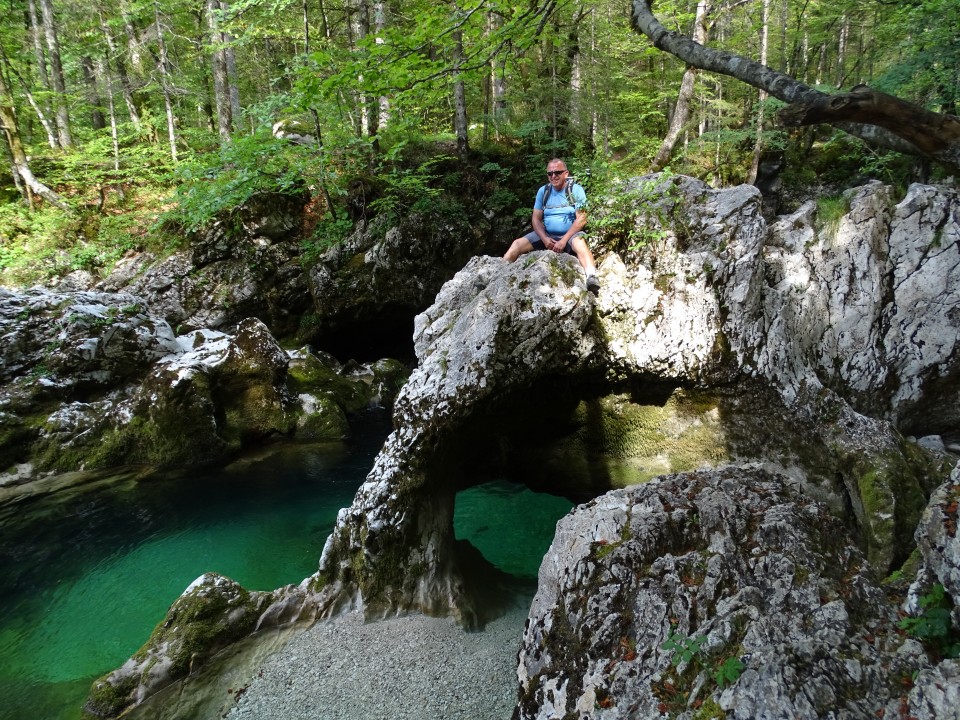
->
<box><xmin>0</xmin><ymin>425</ymin><xmax>387</xmax><ymax>720</ymax></box>
<box><xmin>454</xmin><ymin>480</ymin><xmax>573</xmax><ymax>579</ymax></box>
<box><xmin>0</xmin><ymin>421</ymin><xmax>571</xmax><ymax>720</ymax></box>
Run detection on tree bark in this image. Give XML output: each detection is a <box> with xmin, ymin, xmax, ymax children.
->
<box><xmin>453</xmin><ymin>26</ymin><xmax>469</xmax><ymax>159</ymax></box>
<box><xmin>220</xmin><ymin>0</ymin><xmax>241</xmax><ymax>127</ymax></box>
<box><xmin>630</xmin><ymin>0</ymin><xmax>960</xmax><ymax>170</ymax></box>
<box><xmin>0</xmin><ymin>69</ymin><xmax>68</xmax><ymax>209</ymax></box>
<box><xmin>81</xmin><ymin>56</ymin><xmax>107</xmax><ymax>131</ymax></box>
<box><xmin>98</xmin><ymin>3</ymin><xmax>142</xmax><ymax>132</ymax></box>
<box><xmin>38</xmin><ymin>0</ymin><xmax>72</xmax><ymax>147</ymax></box>
<box><xmin>1</xmin><ymin>51</ymin><xmax>58</xmax><ymax>148</ymax></box>
<box><xmin>747</xmin><ymin>0</ymin><xmax>770</xmax><ymax>184</ymax></box>
<box><xmin>153</xmin><ymin>0</ymin><xmax>179</xmax><ymax>162</ymax></box>
<box><xmin>373</xmin><ymin>0</ymin><xmax>389</xmax><ymax>129</ymax></box>
<box><xmin>26</xmin><ymin>0</ymin><xmax>57</xmax><ymax>148</ymax></box>
<box><xmin>206</xmin><ymin>0</ymin><xmax>232</xmax><ymax>141</ymax></box>
<box><xmin>651</xmin><ymin>0</ymin><xmax>712</xmax><ymax>172</ymax></box>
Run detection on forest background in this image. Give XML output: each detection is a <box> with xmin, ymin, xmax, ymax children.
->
<box><xmin>0</xmin><ymin>0</ymin><xmax>956</xmax><ymax>288</ymax></box>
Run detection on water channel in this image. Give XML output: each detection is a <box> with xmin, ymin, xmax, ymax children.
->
<box><xmin>0</xmin><ymin>413</ymin><xmax>571</xmax><ymax>720</ymax></box>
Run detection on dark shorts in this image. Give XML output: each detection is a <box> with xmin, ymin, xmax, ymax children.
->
<box><xmin>523</xmin><ymin>230</ymin><xmax>585</xmax><ymax>255</ymax></box>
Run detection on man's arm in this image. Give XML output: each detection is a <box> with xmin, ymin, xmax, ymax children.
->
<box><xmin>555</xmin><ymin>209</ymin><xmax>587</xmax><ymax>250</ymax></box>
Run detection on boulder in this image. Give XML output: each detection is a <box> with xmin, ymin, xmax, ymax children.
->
<box><xmin>515</xmin><ymin>466</ymin><xmax>942</xmax><ymax>720</ymax></box>
<box><xmin>316</xmin><ymin>177</ymin><xmax>958</xmax><ymax>625</ymax></box>
<box><xmin>82</xmin><ymin>572</ymin><xmax>320</xmax><ymax>720</ymax></box>
<box><xmin>303</xmin><ymin>205</ymin><xmax>514</xmax><ymax>355</ymax></box>
<box><xmin>100</xmin><ymin>190</ymin><xmax>311</xmax><ymax>336</ymax></box>
<box><xmin>0</xmin><ymin>285</ymin><xmax>408</xmax><ymax>493</ymax></box>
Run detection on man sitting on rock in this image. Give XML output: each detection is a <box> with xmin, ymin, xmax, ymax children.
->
<box><xmin>503</xmin><ymin>158</ymin><xmax>601</xmax><ymax>295</ymax></box>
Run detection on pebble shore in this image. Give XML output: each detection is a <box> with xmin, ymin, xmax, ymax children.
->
<box><xmin>224</xmin><ymin>599</ymin><xmax>530</xmax><ymax>720</ymax></box>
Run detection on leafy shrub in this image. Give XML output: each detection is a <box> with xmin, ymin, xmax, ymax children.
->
<box><xmin>899</xmin><ymin>583</ymin><xmax>960</xmax><ymax>659</ymax></box>
<box><xmin>164</xmin><ymin>131</ymin><xmax>313</xmax><ymax>233</ymax></box>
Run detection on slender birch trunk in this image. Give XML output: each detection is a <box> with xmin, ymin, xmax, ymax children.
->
<box><xmin>748</xmin><ymin>0</ymin><xmax>770</xmax><ymax>184</ymax></box>
<box><xmin>651</xmin><ymin>0</ymin><xmax>712</xmax><ymax>171</ymax></box>
<box><xmin>98</xmin><ymin>4</ymin><xmax>142</xmax><ymax>132</ymax></box>
<box><xmin>38</xmin><ymin>0</ymin><xmax>72</xmax><ymax>147</ymax></box>
<box><xmin>27</xmin><ymin>0</ymin><xmax>58</xmax><ymax>148</ymax></box>
<box><xmin>153</xmin><ymin>0</ymin><xmax>179</xmax><ymax>162</ymax></box>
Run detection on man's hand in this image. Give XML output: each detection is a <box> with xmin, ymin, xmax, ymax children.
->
<box><xmin>553</xmin><ymin>238</ymin><xmax>567</xmax><ymax>253</ymax></box>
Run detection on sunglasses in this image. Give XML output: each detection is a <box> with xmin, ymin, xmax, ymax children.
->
<box><xmin>546</xmin><ymin>170</ymin><xmax>567</xmax><ymax>177</ymax></box>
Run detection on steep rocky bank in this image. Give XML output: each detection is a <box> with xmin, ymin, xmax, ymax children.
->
<box><xmin>3</xmin><ymin>174</ymin><xmax>958</xmax><ymax>718</ymax></box>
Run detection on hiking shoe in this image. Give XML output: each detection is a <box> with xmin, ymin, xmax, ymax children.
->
<box><xmin>586</xmin><ymin>274</ymin><xmax>601</xmax><ymax>296</ymax></box>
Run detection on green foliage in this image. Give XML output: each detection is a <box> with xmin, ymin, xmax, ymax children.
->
<box><xmin>371</xmin><ymin>156</ymin><xmax>444</xmax><ymax>216</ymax></box>
<box><xmin>713</xmin><ymin>656</ymin><xmax>745</xmax><ymax>687</ymax></box>
<box><xmin>164</xmin><ymin>131</ymin><xmax>309</xmax><ymax>233</ymax></box>
<box><xmin>815</xmin><ymin>194</ymin><xmax>852</xmax><ymax>239</ymax></box>
<box><xmin>899</xmin><ymin>583</ymin><xmax>960</xmax><ymax>659</ymax></box>
<box><xmin>590</xmin><ymin>168</ymin><xmax>685</xmax><ymax>261</ymax></box>
<box><xmin>661</xmin><ymin>631</ymin><xmax>706</xmax><ymax>667</ymax></box>
<box><xmin>302</xmin><ymin>216</ymin><xmax>355</xmax><ymax>264</ymax></box>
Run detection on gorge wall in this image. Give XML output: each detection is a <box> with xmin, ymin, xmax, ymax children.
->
<box><xmin>3</xmin><ymin>175</ymin><xmax>957</xmax><ymax>718</ymax></box>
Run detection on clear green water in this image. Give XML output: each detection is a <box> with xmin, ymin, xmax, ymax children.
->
<box><xmin>454</xmin><ymin>480</ymin><xmax>573</xmax><ymax>579</ymax></box>
<box><xmin>0</xmin><ymin>419</ymin><xmax>571</xmax><ymax>720</ymax></box>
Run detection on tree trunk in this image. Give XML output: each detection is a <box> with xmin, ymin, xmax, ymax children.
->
<box><xmin>747</xmin><ymin>0</ymin><xmax>770</xmax><ymax>184</ymax></box>
<box><xmin>488</xmin><ymin>11</ymin><xmax>506</xmax><ymax>135</ymax></box>
<box><xmin>303</xmin><ymin>0</ymin><xmax>311</xmax><ymax>53</ymax></box>
<box><xmin>98</xmin><ymin>3</ymin><xmax>142</xmax><ymax>132</ymax></box>
<box><xmin>630</xmin><ymin>0</ymin><xmax>960</xmax><ymax>170</ymax></box>
<box><xmin>153</xmin><ymin>0</ymin><xmax>179</xmax><ymax>162</ymax></box>
<box><xmin>38</xmin><ymin>0</ymin><xmax>72</xmax><ymax>147</ymax></box>
<box><xmin>1</xmin><ymin>51</ymin><xmax>58</xmax><ymax>148</ymax></box>
<box><xmin>26</xmin><ymin>0</ymin><xmax>57</xmax><ymax>148</ymax></box>
<box><xmin>0</xmin><ymin>70</ymin><xmax>68</xmax><ymax>209</ymax></box>
<box><xmin>81</xmin><ymin>56</ymin><xmax>107</xmax><ymax>131</ymax></box>
<box><xmin>453</xmin><ymin>27</ymin><xmax>469</xmax><ymax>159</ymax></box>
<box><xmin>206</xmin><ymin>0</ymin><xmax>232</xmax><ymax>141</ymax></box>
<box><xmin>651</xmin><ymin>0</ymin><xmax>712</xmax><ymax>172</ymax></box>
<box><xmin>373</xmin><ymin>0</ymin><xmax>389</xmax><ymax>129</ymax></box>
<box><xmin>220</xmin><ymin>1</ymin><xmax>241</xmax><ymax>127</ymax></box>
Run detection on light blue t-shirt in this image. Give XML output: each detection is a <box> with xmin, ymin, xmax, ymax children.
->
<box><xmin>535</xmin><ymin>182</ymin><xmax>587</xmax><ymax>236</ymax></box>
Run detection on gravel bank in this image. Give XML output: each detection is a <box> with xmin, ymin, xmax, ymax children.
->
<box><xmin>225</xmin><ymin>597</ymin><xmax>530</xmax><ymax>720</ymax></box>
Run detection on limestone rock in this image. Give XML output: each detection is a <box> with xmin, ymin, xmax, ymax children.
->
<box><xmin>0</xmin><ymin>286</ymin><xmax>405</xmax><ymax>489</ymax></box>
<box><xmin>303</xmin><ymin>206</ymin><xmax>513</xmax><ymax>350</ymax></box>
<box><xmin>100</xmin><ymin>190</ymin><xmax>311</xmax><ymax>336</ymax></box>
<box><xmin>82</xmin><ymin>572</ymin><xmax>318</xmax><ymax>720</ymax></box>
<box><xmin>317</xmin><ymin>177</ymin><xmax>957</xmax><ymax>624</ymax></box>
<box><xmin>515</xmin><ymin>467</ymin><xmax>930</xmax><ymax>720</ymax></box>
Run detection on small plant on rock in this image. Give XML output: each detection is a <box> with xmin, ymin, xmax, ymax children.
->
<box><xmin>713</xmin><ymin>656</ymin><xmax>745</xmax><ymax>687</ymax></box>
<box><xmin>899</xmin><ymin>583</ymin><xmax>960</xmax><ymax>659</ymax></box>
<box><xmin>662</xmin><ymin>631</ymin><xmax>706</xmax><ymax>667</ymax></box>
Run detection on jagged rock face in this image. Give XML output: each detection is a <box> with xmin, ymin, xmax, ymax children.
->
<box><xmin>0</xmin><ymin>286</ymin><xmax>408</xmax><ymax>492</ymax></box>
<box><xmin>316</xmin><ymin>255</ymin><xmax>596</xmax><ymax>625</ymax></box>
<box><xmin>515</xmin><ymin>467</ymin><xmax>937</xmax><ymax>720</ymax></box>
<box><xmin>317</xmin><ymin>178</ymin><xmax>958</xmax><ymax>624</ymax></box>
<box><xmin>99</xmin><ymin>190</ymin><xmax>311</xmax><ymax>336</ymax></box>
<box><xmin>910</xmin><ymin>464</ymin><xmax>960</xmax><ymax>629</ymax></box>
<box><xmin>304</xmin><ymin>208</ymin><xmax>513</xmax><ymax>356</ymax></box>
<box><xmin>747</xmin><ymin>182</ymin><xmax>960</xmax><ymax>428</ymax></box>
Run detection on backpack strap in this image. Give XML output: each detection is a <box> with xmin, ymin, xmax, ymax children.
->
<box><xmin>541</xmin><ymin>178</ymin><xmax>577</xmax><ymax>208</ymax></box>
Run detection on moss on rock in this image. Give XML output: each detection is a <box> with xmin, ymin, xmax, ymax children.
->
<box><xmin>573</xmin><ymin>389</ymin><xmax>729</xmax><ymax>487</ymax></box>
